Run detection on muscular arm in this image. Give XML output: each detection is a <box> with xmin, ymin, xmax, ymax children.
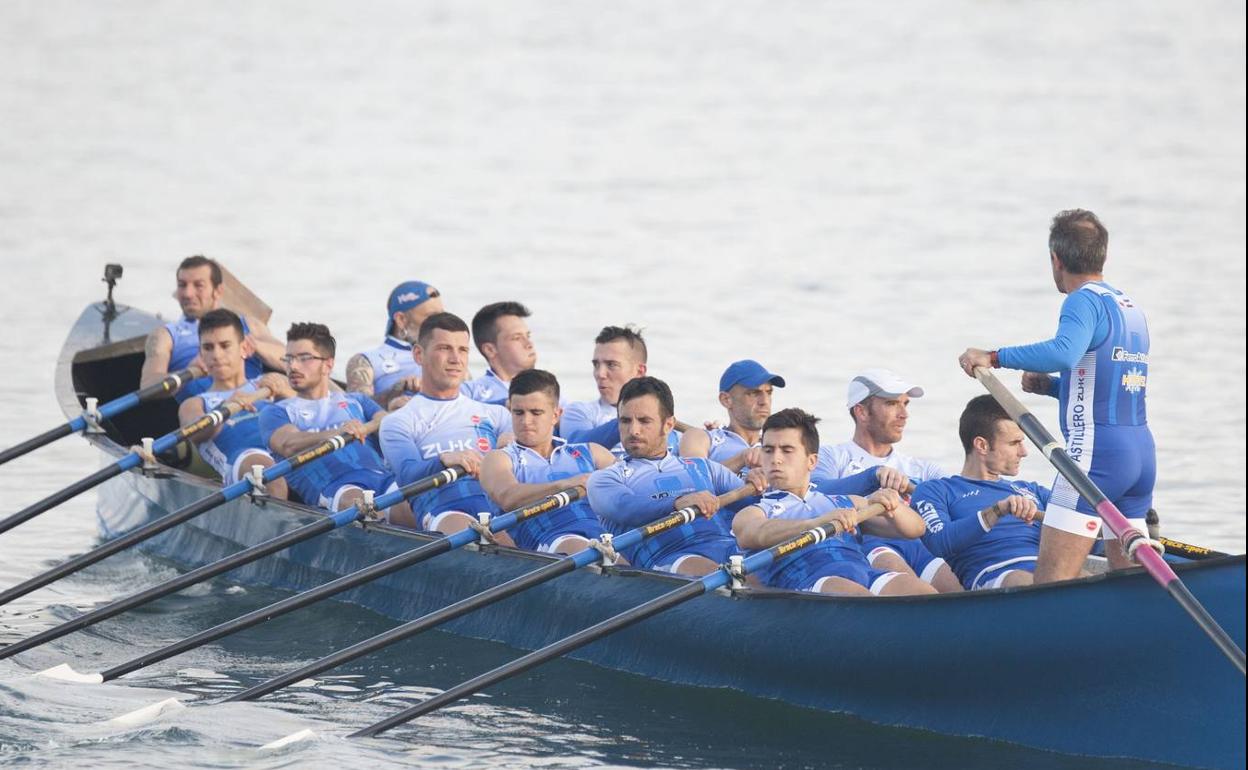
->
<box><xmin>914</xmin><ymin>484</ymin><xmax>989</xmax><ymax>558</ymax></box>
<box><xmin>997</xmin><ymin>290</ymin><xmax>1106</xmax><ymax>373</ymax></box>
<box><xmin>480</xmin><ymin>451</ymin><xmax>589</xmax><ymax>511</ymax></box>
<box><xmin>732</xmin><ymin>504</ymin><xmax>853</xmax><ymax>550</ymax></box>
<box><xmin>678</xmin><ymin>428</ymin><xmax>711</xmax><ymax>459</ymax></box>
<box><xmin>139</xmin><ymin>328</ymin><xmax>174</xmax><ymax>387</ymax></box>
<box><xmin>858</xmin><ymin>495</ymin><xmax>927</xmax><ymax>539</ymax></box>
<box><xmin>267</xmin><ymin>424</ymin><xmax>347</xmax><ymax>456</ymax></box>
<box><xmin>177</xmin><ymin>396</ymin><xmax>219</xmax><ymax>444</ymax></box>
<box><xmin>345</xmin><ymin>353</ymin><xmax>376</xmax><ymax>396</ymax></box>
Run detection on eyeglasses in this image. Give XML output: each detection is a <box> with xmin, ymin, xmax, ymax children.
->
<box><xmin>281</xmin><ymin>353</ymin><xmax>329</xmax><ymax>366</ymax></box>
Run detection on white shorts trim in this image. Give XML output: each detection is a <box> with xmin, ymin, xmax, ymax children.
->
<box><xmin>421</xmin><ymin>509</ymin><xmax>475</xmax><ymax>532</ymax></box>
<box><xmin>971</xmin><ymin>555</ymin><xmax>1038</xmax><ymax>590</ymax></box>
<box><xmin>868</xmin><ymin>571</ymin><xmax>902</xmax><ymax>596</ymax></box>
<box><xmin>321</xmin><ymin>481</ymin><xmax>400</xmax><ymax>517</ymax></box>
<box><xmin>978</xmin><ymin>570</ymin><xmax>1025</xmax><ymax>590</ymax></box>
<box><xmin>918</xmin><ymin>557</ymin><xmax>947</xmax><ymax>585</ymax></box>
<box><xmin>537</xmin><ymin>534</ymin><xmax>593</xmax><ymax>554</ymax></box>
<box><xmin>865</xmin><ymin>546</ymin><xmax>895</xmax><ymax>564</ymax></box>
<box><xmin>1043</xmin><ymin>504</ymin><xmax>1147</xmax><ymax>541</ymax></box>
<box><xmin>656</xmin><ymin>554</ymin><xmax>702</xmax><ymax>574</ymax></box>
<box><xmin>227</xmin><ymin>449</ymin><xmax>274</xmax><ymax>485</ymax></box>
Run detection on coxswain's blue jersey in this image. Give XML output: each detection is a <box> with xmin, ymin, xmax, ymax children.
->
<box><xmin>258</xmin><ymin>393</ymin><xmax>388</xmax><ymax>504</ymax></box>
<box><xmin>749</xmin><ymin>490</ymin><xmax>868</xmax><ymax>588</ymax></box>
<box><xmin>999</xmin><ymin>281</ymin><xmax>1150</xmax><ymax>436</ymax></box>
<box><xmin>197</xmin><ymin>380</ymin><xmax>267</xmax><ymax>482</ymax></box>
<box><xmin>587</xmin><ymin>453</ymin><xmax>744</xmax><ymax>568</ymax></box>
<box><xmin>166</xmin><ymin>315</ymin><xmax>264</xmax><ymax>403</ymax></box>
<box><xmin>913</xmin><ymin>475</ymin><xmax>1050</xmax><ymax>590</ymax></box>
<box><xmin>500</xmin><ymin>439</ymin><xmax>603</xmax><ymax>550</ymax></box>
<box><xmin>357</xmin><ymin>337</ymin><xmax>423</xmax><ymax>396</ymax></box>
<box><xmin>460</xmin><ymin>369</ymin><xmax>510</xmax><ymax>406</ymax></box>
<box><xmin>379</xmin><ymin>393</ymin><xmax>511</xmax><ymax>517</ymax></box>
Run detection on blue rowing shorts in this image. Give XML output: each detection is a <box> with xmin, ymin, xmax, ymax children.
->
<box><xmin>859</xmin><ymin>534</ymin><xmax>947</xmax><ymax>584</ymax></box>
<box><xmin>766</xmin><ymin>551</ymin><xmax>896</xmax><ymax>595</ymax></box>
<box><xmin>1045</xmin><ymin>424</ymin><xmax>1155</xmax><ymax>539</ymax></box>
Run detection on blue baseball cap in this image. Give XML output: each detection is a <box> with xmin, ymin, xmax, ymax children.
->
<box><xmin>719</xmin><ymin>360</ymin><xmax>786</xmax><ymax>393</ymax></box>
<box><xmin>385</xmin><ymin>280</ymin><xmax>440</xmax><ymax>334</ymax></box>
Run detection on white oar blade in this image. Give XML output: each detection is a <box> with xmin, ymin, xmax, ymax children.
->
<box><xmin>260</xmin><ymin>727</ymin><xmax>318</xmax><ymax>750</ymax></box>
<box><xmin>103</xmin><ymin>697</ymin><xmax>185</xmax><ymax>729</ymax></box>
<box><xmin>36</xmin><ymin>663</ymin><xmax>104</xmax><ymax>684</ymax></box>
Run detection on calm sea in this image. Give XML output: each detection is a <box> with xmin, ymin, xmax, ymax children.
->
<box><xmin>0</xmin><ymin>1</ymin><xmax>1243</xmax><ymax>767</ymax></box>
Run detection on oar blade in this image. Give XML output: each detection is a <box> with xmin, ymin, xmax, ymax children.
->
<box><xmin>103</xmin><ymin>697</ymin><xmax>186</xmax><ymax>729</ymax></box>
<box><xmin>260</xmin><ymin>727</ymin><xmax>318</xmax><ymax>750</ymax></box>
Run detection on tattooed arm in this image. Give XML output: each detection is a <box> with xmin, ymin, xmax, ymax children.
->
<box><xmin>140</xmin><ymin>327</ymin><xmax>175</xmax><ymax>387</ymax></box>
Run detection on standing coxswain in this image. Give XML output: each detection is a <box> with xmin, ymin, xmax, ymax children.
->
<box><xmin>959</xmin><ymin>208</ymin><xmax>1154</xmax><ymax>583</ymax></box>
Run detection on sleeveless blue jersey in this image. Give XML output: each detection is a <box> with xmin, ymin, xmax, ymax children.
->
<box><xmin>705</xmin><ymin>427</ymin><xmax>754</xmax><ymax>465</ymax></box>
<box><xmin>357</xmin><ymin>337</ymin><xmax>423</xmax><ymax>396</ymax></box>
<box><xmin>749</xmin><ymin>490</ymin><xmax>869</xmax><ymax>588</ymax></box>
<box><xmin>258</xmin><ymin>393</ymin><xmax>389</xmax><ymax>504</ymax></box>
<box><xmin>1055</xmin><ymin>283</ymin><xmax>1149</xmax><ymax>439</ymax></box>
<box><xmin>197</xmin><ymin>380</ymin><xmax>268</xmax><ymax>481</ymax></box>
<box><xmin>500</xmin><ymin>439</ymin><xmax>603</xmax><ymax>550</ymax></box>
<box><xmin>166</xmin><ymin>315</ymin><xmax>264</xmax><ymax>402</ymax></box>
<box><xmin>914</xmin><ymin>476</ymin><xmax>1050</xmax><ymax>589</ymax></box>
<box><xmin>586</xmin><ymin>453</ymin><xmax>743</xmax><ymax>569</ymax></box>
<box><xmin>460</xmin><ymin>369</ymin><xmax>510</xmax><ymax>406</ymax></box>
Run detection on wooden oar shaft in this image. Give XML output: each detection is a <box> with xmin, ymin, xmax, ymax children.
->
<box><xmin>974</xmin><ymin>367</ymin><xmax>1245</xmax><ymax>675</ymax></box>
<box><xmin>350</xmin><ymin>498</ymin><xmax>876</xmax><ymax>737</ymax></box>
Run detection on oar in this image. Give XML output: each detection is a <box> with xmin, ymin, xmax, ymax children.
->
<box><xmin>0</xmin><ymin>366</ymin><xmax>203</xmax><ymax>468</ymax></box>
<box><xmin>226</xmin><ymin>485</ymin><xmax>757</xmax><ymax>704</ymax></box>
<box><xmin>67</xmin><ymin>486</ymin><xmax>582</xmax><ymax>686</ymax></box>
<box><xmin>0</xmin><ymin>464</ymin><xmax>461</xmax><ymax>663</ymax></box>
<box><xmin>1157</xmin><ymin>537</ymin><xmax>1227</xmax><ymax>561</ymax></box>
<box><xmin>0</xmin><ymin>372</ymin><xmax>247</xmax><ymax>538</ymax></box>
<box><xmin>974</xmin><ymin>367</ymin><xmax>1245</xmax><ymax>675</ymax></box>
<box><xmin>340</xmin><ymin>501</ymin><xmax>886</xmax><ymax>739</ymax></box>
<box><xmin>0</xmin><ymin>388</ymin><xmax>386</xmax><ymax>608</ymax></box>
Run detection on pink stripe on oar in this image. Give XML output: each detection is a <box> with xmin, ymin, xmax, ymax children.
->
<box><xmin>1094</xmin><ymin>499</ymin><xmax>1178</xmax><ymax>587</ymax></box>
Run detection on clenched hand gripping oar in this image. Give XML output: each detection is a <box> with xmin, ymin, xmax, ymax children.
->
<box><xmin>0</xmin><ymin>369</ymin><xmax>234</xmax><ymax>538</ymax></box>
<box><xmin>974</xmin><ymin>367</ymin><xmax>1245</xmax><ymax>675</ymax></box>
<box><xmin>0</xmin><ymin>387</ymin><xmax>293</xmax><ymax>607</ymax></box>
<box><xmin>227</xmin><ymin>484</ymin><xmax>758</xmax><ymax>704</ymax></box>
<box><xmin>77</xmin><ymin>485</ymin><xmax>583</xmax><ymax>687</ymax></box>
<box><xmin>341</xmin><ymin>500</ymin><xmax>887</xmax><ymax>739</ymax></box>
<box><xmin>0</xmin><ymin>418</ymin><xmax>443</xmax><ymax>663</ymax></box>
<box><xmin>0</xmin><ymin>366</ymin><xmax>203</xmax><ymax>468</ymax></box>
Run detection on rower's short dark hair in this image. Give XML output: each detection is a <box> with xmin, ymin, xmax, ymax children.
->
<box><xmin>509</xmin><ymin>368</ymin><xmax>560</xmax><ymax>402</ymax></box>
<box><xmin>471</xmin><ymin>301</ymin><xmax>531</xmax><ymax>354</ymax></box>
<box><xmin>595</xmin><ymin>325</ymin><xmax>648</xmax><ymax>363</ymax></box>
<box><xmin>418</xmin><ymin>312</ymin><xmax>470</xmax><ymax>348</ymax></box>
<box><xmin>286</xmin><ymin>322</ymin><xmax>336</xmax><ymax>357</ymax></box>
<box><xmin>177</xmin><ymin>255</ymin><xmax>223</xmax><ymax>287</ymax></box>
<box><xmin>959</xmin><ymin>395</ymin><xmax>1012</xmax><ymax>454</ymax></box>
<box><xmin>1049</xmin><ymin>209</ymin><xmax>1108</xmax><ymax>274</ymax></box>
<box><xmin>763</xmin><ymin>408</ymin><xmax>821</xmax><ymax>456</ymax></box>
<box><xmin>618</xmin><ymin>376</ymin><xmax>673</xmax><ymax>420</ymax></box>
<box><xmin>198</xmin><ymin>308</ymin><xmax>244</xmax><ymax>341</ymax></box>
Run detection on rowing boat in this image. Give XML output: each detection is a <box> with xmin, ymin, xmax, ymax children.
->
<box><xmin>49</xmin><ymin>296</ymin><xmax>1246</xmax><ymax>769</ymax></box>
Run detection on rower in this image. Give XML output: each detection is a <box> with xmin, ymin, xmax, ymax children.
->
<box><xmin>678</xmin><ymin>359</ymin><xmax>784</xmax><ymax>473</ymax></box>
<box><xmin>258</xmin><ymin>323</ymin><xmax>412</xmax><ymax>523</ymax></box>
<box><xmin>460</xmin><ymin>301</ymin><xmax>538</xmax><ymax>406</ymax></box>
<box><xmin>560</xmin><ymin>325</ymin><xmax>677</xmax><ymax>457</ymax></box>
<box><xmin>732</xmin><ymin>408</ymin><xmax>936</xmax><ymax>596</ymax></box>
<box><xmin>177</xmin><ymin>309</ymin><xmax>295</xmax><ymax>500</ymax></box>
<box><xmin>587</xmin><ymin>377</ymin><xmax>765</xmax><ymax>576</ymax></box>
<box><xmin>379</xmin><ymin>312</ymin><xmax>513</xmax><ymax>536</ymax></box>
<box><xmin>913</xmin><ymin>395</ymin><xmax>1049</xmax><ymax>590</ymax></box>
<box><xmin>479</xmin><ymin>369</ymin><xmax>617</xmax><ymax>555</ymax></box>
<box><xmin>344</xmin><ymin>280</ymin><xmax>444</xmax><ymax>410</ymax></box>
<box><xmin>958</xmin><ymin>209</ymin><xmax>1154</xmax><ymax>584</ymax></box>
<box><xmin>139</xmin><ymin>256</ymin><xmax>284</xmax><ymax>402</ymax></box>
<box><xmin>812</xmin><ymin>368</ymin><xmax>963</xmax><ymax>593</ymax></box>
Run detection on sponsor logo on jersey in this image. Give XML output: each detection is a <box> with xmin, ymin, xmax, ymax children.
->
<box><xmin>381</xmin><ymin>359</ymin><xmax>398</xmax><ymax>373</ymax></box>
<box><xmin>1085</xmin><ymin>520</ymin><xmax>1099</xmax><ymax>532</ymax></box>
<box><xmin>470</xmin><ymin>415</ymin><xmax>480</xmax><ymax>424</ymax></box>
<box><xmin>476</xmin><ymin>437</ymin><xmax>491</xmax><ymax>452</ymax></box>
<box><xmin>1009</xmin><ymin>485</ymin><xmax>1039</xmax><ymax>503</ymax></box>
<box><xmin>916</xmin><ymin>499</ymin><xmax>943</xmax><ymax>533</ymax></box>
<box><xmin>1121</xmin><ymin>368</ymin><xmax>1147</xmax><ymax>394</ymax></box>
<box><xmin>420</xmin><ymin>439</ymin><xmax>478</xmax><ymax>458</ymax></box>
<box><xmin>1111</xmin><ymin>347</ymin><xmax>1148</xmax><ymax>364</ymax></box>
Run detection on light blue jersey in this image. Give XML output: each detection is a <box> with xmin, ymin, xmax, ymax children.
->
<box><xmin>460</xmin><ymin>369</ymin><xmax>510</xmax><ymax>406</ymax></box>
<box><xmin>197</xmin><ymin>380</ymin><xmax>270</xmax><ymax>483</ymax></box>
<box><xmin>379</xmin><ymin>393</ymin><xmax>511</xmax><ymax>521</ymax></box>
<box><xmin>749</xmin><ymin>490</ymin><xmax>878</xmax><ymax>591</ymax></box>
<box><xmin>587</xmin><ymin>453</ymin><xmax>745</xmax><ymax>569</ymax></box>
<box><xmin>914</xmin><ymin>476</ymin><xmax>1050</xmax><ymax>589</ymax></box>
<box><xmin>258</xmin><ymin>393</ymin><xmax>391</xmax><ymax>507</ymax></box>
<box><xmin>357</xmin><ymin>337</ymin><xmax>422</xmax><ymax>396</ymax></box>
<box><xmin>500</xmin><ymin>439</ymin><xmax>605</xmax><ymax>550</ymax></box>
<box><xmin>165</xmin><ymin>315</ymin><xmax>264</xmax><ymax>403</ymax></box>
<box><xmin>705</xmin><ymin>427</ymin><xmax>753</xmax><ymax>465</ymax></box>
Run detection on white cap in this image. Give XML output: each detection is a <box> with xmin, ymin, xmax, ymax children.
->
<box><xmin>846</xmin><ymin>368</ymin><xmax>925</xmax><ymax>409</ymax></box>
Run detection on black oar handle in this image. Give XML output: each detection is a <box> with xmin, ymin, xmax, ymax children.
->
<box><xmin>136</xmin><ymin>365</ymin><xmax>206</xmax><ymax>401</ymax></box>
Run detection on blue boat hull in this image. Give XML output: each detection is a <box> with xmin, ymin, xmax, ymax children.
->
<box><xmin>61</xmin><ymin>303</ymin><xmax>1246</xmax><ymax>769</ymax></box>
